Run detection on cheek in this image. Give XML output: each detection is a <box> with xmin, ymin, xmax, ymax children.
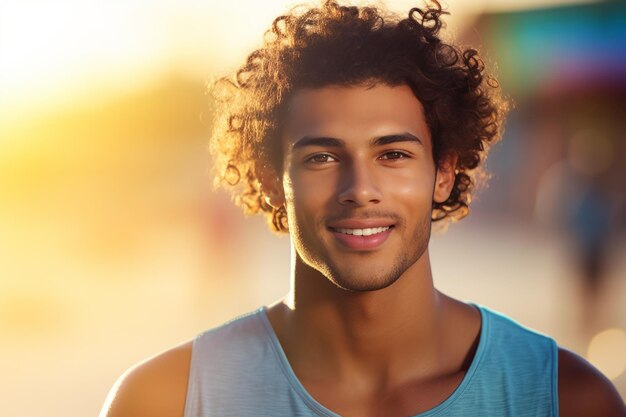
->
<box><xmin>383</xmin><ymin>169</ymin><xmax>434</xmax><ymax>205</ymax></box>
<box><xmin>283</xmin><ymin>169</ymin><xmax>336</xmax><ymax>207</ymax></box>
<box><xmin>282</xmin><ymin>171</ymin><xmax>336</xmax><ymax>235</ymax></box>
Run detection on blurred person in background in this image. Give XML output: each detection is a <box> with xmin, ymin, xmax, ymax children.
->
<box><xmin>536</xmin><ymin>128</ymin><xmax>620</xmax><ymax>336</ymax></box>
<box><xmin>100</xmin><ymin>1</ymin><xmax>625</xmax><ymax>416</ymax></box>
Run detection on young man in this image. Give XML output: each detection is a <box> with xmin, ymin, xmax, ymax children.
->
<box><xmin>100</xmin><ymin>1</ymin><xmax>625</xmax><ymax>416</ymax></box>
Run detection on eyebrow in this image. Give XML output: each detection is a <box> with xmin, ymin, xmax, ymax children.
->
<box><xmin>372</xmin><ymin>133</ymin><xmax>422</xmax><ymax>147</ymax></box>
<box><xmin>292</xmin><ymin>132</ymin><xmax>422</xmax><ymax>150</ymax></box>
<box><xmin>292</xmin><ymin>136</ymin><xmax>344</xmax><ymax>149</ymax></box>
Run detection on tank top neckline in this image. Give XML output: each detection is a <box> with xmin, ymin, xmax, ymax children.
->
<box><xmin>257</xmin><ymin>302</ymin><xmax>489</xmax><ymax>417</ymax></box>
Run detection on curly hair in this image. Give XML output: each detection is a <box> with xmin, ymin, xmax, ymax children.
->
<box><xmin>209</xmin><ymin>0</ymin><xmax>507</xmax><ymax>233</ymax></box>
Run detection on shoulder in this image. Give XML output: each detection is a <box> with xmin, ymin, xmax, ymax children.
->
<box><xmin>558</xmin><ymin>347</ymin><xmax>625</xmax><ymax>417</ymax></box>
<box><xmin>98</xmin><ymin>310</ymin><xmax>267</xmax><ymax>417</ymax></box>
<box><xmin>99</xmin><ymin>340</ymin><xmax>193</xmax><ymax>417</ymax></box>
<box><xmin>478</xmin><ymin>305</ymin><xmax>554</xmax><ymax>352</ymax></box>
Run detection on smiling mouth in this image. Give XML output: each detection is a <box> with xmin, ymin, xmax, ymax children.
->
<box><xmin>331</xmin><ymin>226</ymin><xmax>393</xmax><ymax>236</ymax></box>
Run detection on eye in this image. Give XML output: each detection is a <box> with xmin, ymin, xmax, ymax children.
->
<box><xmin>305</xmin><ymin>153</ymin><xmax>338</xmax><ymax>164</ymax></box>
<box><xmin>379</xmin><ymin>151</ymin><xmax>410</xmax><ymax>160</ymax></box>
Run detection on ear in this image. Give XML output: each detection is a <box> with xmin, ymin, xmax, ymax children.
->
<box><xmin>433</xmin><ymin>154</ymin><xmax>458</xmax><ymax>204</ymax></box>
<box><xmin>258</xmin><ymin>166</ymin><xmax>285</xmax><ymax>209</ymax></box>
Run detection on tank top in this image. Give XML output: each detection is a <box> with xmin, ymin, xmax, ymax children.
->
<box><xmin>183</xmin><ymin>304</ymin><xmax>558</xmax><ymax>416</ymax></box>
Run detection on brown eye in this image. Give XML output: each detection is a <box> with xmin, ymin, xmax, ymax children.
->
<box><xmin>379</xmin><ymin>151</ymin><xmax>409</xmax><ymax>160</ymax></box>
<box><xmin>306</xmin><ymin>154</ymin><xmax>337</xmax><ymax>163</ymax></box>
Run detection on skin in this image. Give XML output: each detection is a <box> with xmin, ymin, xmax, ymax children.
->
<box><xmin>100</xmin><ymin>84</ymin><xmax>626</xmax><ymax>417</ymax></box>
<box><xmin>275</xmin><ymin>84</ymin><xmax>446</xmax><ymax>293</ymax></box>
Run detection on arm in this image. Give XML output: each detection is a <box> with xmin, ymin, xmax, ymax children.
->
<box><xmin>99</xmin><ymin>341</ymin><xmax>193</xmax><ymax>417</ymax></box>
<box><xmin>558</xmin><ymin>347</ymin><xmax>626</xmax><ymax>417</ymax></box>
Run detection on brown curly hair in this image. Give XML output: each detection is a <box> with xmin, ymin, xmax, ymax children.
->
<box><xmin>209</xmin><ymin>0</ymin><xmax>507</xmax><ymax>232</ymax></box>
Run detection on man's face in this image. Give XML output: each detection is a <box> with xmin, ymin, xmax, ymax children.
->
<box><xmin>270</xmin><ymin>83</ymin><xmax>452</xmax><ymax>291</ymax></box>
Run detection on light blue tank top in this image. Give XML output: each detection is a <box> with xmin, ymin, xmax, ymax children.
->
<box><xmin>183</xmin><ymin>304</ymin><xmax>558</xmax><ymax>416</ymax></box>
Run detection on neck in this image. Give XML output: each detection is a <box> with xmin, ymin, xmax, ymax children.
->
<box><xmin>271</xmin><ymin>244</ymin><xmax>447</xmax><ymax>387</ymax></box>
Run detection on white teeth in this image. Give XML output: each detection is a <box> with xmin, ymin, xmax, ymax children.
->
<box><xmin>335</xmin><ymin>226</ymin><xmax>390</xmax><ymax>236</ymax></box>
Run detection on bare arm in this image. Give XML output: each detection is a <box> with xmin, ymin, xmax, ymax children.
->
<box><xmin>558</xmin><ymin>347</ymin><xmax>626</xmax><ymax>417</ymax></box>
<box><xmin>99</xmin><ymin>341</ymin><xmax>193</xmax><ymax>417</ymax></box>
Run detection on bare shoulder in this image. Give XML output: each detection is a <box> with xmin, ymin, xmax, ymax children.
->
<box><xmin>558</xmin><ymin>347</ymin><xmax>626</xmax><ymax>417</ymax></box>
<box><xmin>99</xmin><ymin>340</ymin><xmax>194</xmax><ymax>417</ymax></box>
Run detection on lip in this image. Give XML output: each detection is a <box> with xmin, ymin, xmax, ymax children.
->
<box><xmin>327</xmin><ymin>222</ymin><xmax>394</xmax><ymax>251</ymax></box>
<box><xmin>327</xmin><ymin>218</ymin><xmax>396</xmax><ymax>229</ymax></box>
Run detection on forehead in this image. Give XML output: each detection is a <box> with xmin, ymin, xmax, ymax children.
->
<box><xmin>282</xmin><ymin>83</ymin><xmax>431</xmax><ymax>146</ymax></box>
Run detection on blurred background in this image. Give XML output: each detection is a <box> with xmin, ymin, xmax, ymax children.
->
<box><xmin>1</xmin><ymin>0</ymin><xmax>624</xmax><ymax>415</ymax></box>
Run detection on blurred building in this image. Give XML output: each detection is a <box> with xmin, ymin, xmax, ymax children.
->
<box><xmin>464</xmin><ymin>0</ymin><xmax>626</xmax><ymax>227</ymax></box>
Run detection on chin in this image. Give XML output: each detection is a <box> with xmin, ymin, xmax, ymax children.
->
<box><xmin>325</xmin><ymin>263</ymin><xmax>407</xmax><ymax>292</ymax></box>
<box><xmin>334</xmin><ymin>278</ymin><xmax>399</xmax><ymax>293</ymax></box>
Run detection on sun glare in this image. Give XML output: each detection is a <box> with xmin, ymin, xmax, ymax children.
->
<box><xmin>0</xmin><ymin>0</ymin><xmax>169</xmax><ymax>120</ymax></box>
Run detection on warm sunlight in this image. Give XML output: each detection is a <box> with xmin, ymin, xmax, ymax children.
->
<box><xmin>1</xmin><ymin>0</ymin><xmax>623</xmax><ymax>416</ymax></box>
<box><xmin>0</xmin><ymin>0</ymin><xmax>308</xmax><ymax>123</ymax></box>
<box><xmin>1</xmin><ymin>0</ymin><xmax>591</xmax><ymax>121</ymax></box>
<box><xmin>0</xmin><ymin>1</ymin><xmax>170</xmax><ymax>119</ymax></box>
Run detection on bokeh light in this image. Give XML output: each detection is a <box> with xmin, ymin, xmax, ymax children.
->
<box><xmin>587</xmin><ymin>328</ymin><xmax>626</xmax><ymax>380</ymax></box>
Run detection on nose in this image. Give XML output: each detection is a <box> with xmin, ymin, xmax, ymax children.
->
<box><xmin>337</xmin><ymin>159</ymin><xmax>382</xmax><ymax>206</ymax></box>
